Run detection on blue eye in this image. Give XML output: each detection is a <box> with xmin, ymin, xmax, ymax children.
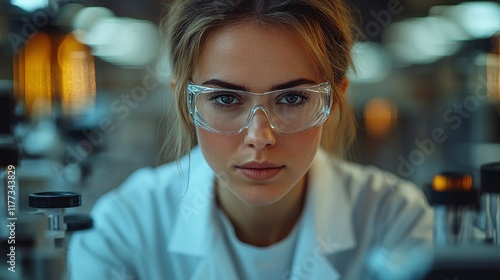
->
<box><xmin>278</xmin><ymin>91</ymin><xmax>310</xmax><ymax>105</ymax></box>
<box><xmin>215</xmin><ymin>95</ymin><xmax>238</xmax><ymax>105</ymax></box>
<box><xmin>206</xmin><ymin>91</ymin><xmax>243</xmax><ymax>110</ymax></box>
<box><xmin>281</xmin><ymin>94</ymin><xmax>301</xmax><ymax>104</ymax></box>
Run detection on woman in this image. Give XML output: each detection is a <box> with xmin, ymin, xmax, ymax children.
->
<box><xmin>69</xmin><ymin>0</ymin><xmax>433</xmax><ymax>279</ymax></box>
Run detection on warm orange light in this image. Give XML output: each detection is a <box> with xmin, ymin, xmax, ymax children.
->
<box><xmin>21</xmin><ymin>32</ymin><xmax>52</xmax><ymax>118</ymax></box>
<box><xmin>14</xmin><ymin>31</ymin><xmax>96</xmax><ymax>119</ymax></box>
<box><xmin>432</xmin><ymin>173</ymin><xmax>473</xmax><ymax>192</ymax></box>
<box><xmin>364</xmin><ymin>98</ymin><xmax>397</xmax><ymax>139</ymax></box>
<box><xmin>58</xmin><ymin>33</ymin><xmax>96</xmax><ymax>116</ymax></box>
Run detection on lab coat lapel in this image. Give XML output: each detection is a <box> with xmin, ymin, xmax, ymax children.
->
<box><xmin>288</xmin><ymin>149</ymin><xmax>357</xmax><ymax>280</ymax></box>
<box><xmin>288</xmin><ymin>207</ymin><xmax>342</xmax><ymax>280</ymax></box>
<box><xmin>167</xmin><ymin>149</ymin><xmax>215</xmax><ymax>256</ymax></box>
<box><xmin>188</xmin><ymin>231</ymin><xmax>240</xmax><ymax>280</ymax></box>
<box><xmin>167</xmin><ymin>148</ymin><xmax>239</xmax><ymax>280</ymax></box>
<box><xmin>169</xmin><ymin>207</ymin><xmax>239</xmax><ymax>280</ymax></box>
<box><xmin>168</xmin><ymin>203</ymin><xmax>239</xmax><ymax>280</ymax></box>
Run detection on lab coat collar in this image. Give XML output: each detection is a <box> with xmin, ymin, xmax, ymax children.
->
<box><xmin>167</xmin><ymin>146</ymin><xmax>218</xmax><ymax>256</ymax></box>
<box><xmin>167</xmin><ymin>147</ymin><xmax>240</xmax><ymax>279</ymax></box>
<box><xmin>167</xmin><ymin>147</ymin><xmax>356</xmax><ymax>280</ymax></box>
<box><xmin>308</xmin><ymin>148</ymin><xmax>357</xmax><ymax>254</ymax></box>
<box><xmin>287</xmin><ymin>149</ymin><xmax>357</xmax><ymax>280</ymax></box>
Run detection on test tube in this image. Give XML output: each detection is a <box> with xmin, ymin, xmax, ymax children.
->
<box><xmin>481</xmin><ymin>162</ymin><xmax>500</xmax><ymax>245</ymax></box>
<box><xmin>426</xmin><ymin>172</ymin><xmax>479</xmax><ymax>246</ymax></box>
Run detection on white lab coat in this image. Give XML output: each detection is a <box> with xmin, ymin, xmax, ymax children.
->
<box><xmin>68</xmin><ymin>146</ymin><xmax>433</xmax><ymax>280</ymax></box>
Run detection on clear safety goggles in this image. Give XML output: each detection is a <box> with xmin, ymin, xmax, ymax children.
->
<box><xmin>187</xmin><ymin>81</ymin><xmax>332</xmax><ymax>135</ymax></box>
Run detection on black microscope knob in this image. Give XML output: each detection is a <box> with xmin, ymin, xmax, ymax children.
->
<box><xmin>481</xmin><ymin>162</ymin><xmax>500</xmax><ymax>194</ymax></box>
<box><xmin>64</xmin><ymin>214</ymin><xmax>94</xmax><ymax>231</ymax></box>
<box><xmin>29</xmin><ymin>192</ymin><xmax>81</xmax><ymax>208</ymax></box>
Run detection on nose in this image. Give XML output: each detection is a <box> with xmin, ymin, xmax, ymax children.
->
<box><xmin>243</xmin><ymin>109</ymin><xmax>276</xmax><ymax>149</ymax></box>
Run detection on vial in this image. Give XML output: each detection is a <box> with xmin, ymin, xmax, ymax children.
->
<box><xmin>481</xmin><ymin>162</ymin><xmax>500</xmax><ymax>245</ymax></box>
<box><xmin>427</xmin><ymin>172</ymin><xmax>479</xmax><ymax>246</ymax></box>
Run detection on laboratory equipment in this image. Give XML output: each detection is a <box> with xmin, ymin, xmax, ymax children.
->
<box><xmin>425</xmin><ymin>172</ymin><xmax>479</xmax><ymax>246</ymax></box>
<box><xmin>481</xmin><ymin>162</ymin><xmax>500</xmax><ymax>245</ymax></box>
<box><xmin>420</xmin><ymin>169</ymin><xmax>500</xmax><ymax>280</ymax></box>
<box><xmin>28</xmin><ymin>191</ymin><xmax>82</xmax><ymax>249</ymax></box>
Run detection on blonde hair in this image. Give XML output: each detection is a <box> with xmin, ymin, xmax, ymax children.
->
<box><xmin>160</xmin><ymin>0</ymin><xmax>359</xmax><ymax>161</ymax></box>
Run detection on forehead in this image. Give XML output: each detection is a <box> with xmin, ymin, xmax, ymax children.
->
<box><xmin>192</xmin><ymin>21</ymin><xmax>324</xmax><ymax>91</ymax></box>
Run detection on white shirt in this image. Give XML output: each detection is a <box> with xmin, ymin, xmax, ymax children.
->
<box><xmin>68</xmin><ymin>146</ymin><xmax>433</xmax><ymax>280</ymax></box>
<box><xmin>216</xmin><ymin>208</ymin><xmax>298</xmax><ymax>280</ymax></box>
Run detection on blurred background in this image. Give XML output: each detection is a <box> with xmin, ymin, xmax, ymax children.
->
<box><xmin>0</xmin><ymin>0</ymin><xmax>499</xmax><ymax>214</ymax></box>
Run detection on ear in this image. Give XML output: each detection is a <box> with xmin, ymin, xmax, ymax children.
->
<box><xmin>340</xmin><ymin>77</ymin><xmax>349</xmax><ymax>95</ymax></box>
<box><xmin>169</xmin><ymin>78</ymin><xmax>177</xmax><ymax>92</ymax></box>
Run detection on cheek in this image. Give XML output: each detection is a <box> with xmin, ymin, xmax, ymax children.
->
<box><xmin>288</xmin><ymin>127</ymin><xmax>322</xmax><ymax>150</ymax></box>
<box><xmin>196</xmin><ymin>128</ymin><xmax>238</xmax><ymax>166</ymax></box>
<box><xmin>285</xmin><ymin>127</ymin><xmax>323</xmax><ymax>163</ymax></box>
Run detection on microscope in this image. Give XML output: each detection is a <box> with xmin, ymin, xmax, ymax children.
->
<box><xmin>422</xmin><ymin>168</ymin><xmax>500</xmax><ymax>280</ymax></box>
<box><xmin>420</xmin><ymin>34</ymin><xmax>500</xmax><ymax>279</ymax></box>
<box><xmin>481</xmin><ymin>162</ymin><xmax>500</xmax><ymax>245</ymax></box>
<box><xmin>1</xmin><ymin>3</ymin><xmax>96</xmax><ymax>278</ymax></box>
<box><xmin>0</xmin><ymin>81</ymin><xmax>93</xmax><ymax>280</ymax></box>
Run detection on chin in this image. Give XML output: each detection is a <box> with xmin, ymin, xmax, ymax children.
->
<box><xmin>234</xmin><ymin>185</ymin><xmax>289</xmax><ymax>206</ymax></box>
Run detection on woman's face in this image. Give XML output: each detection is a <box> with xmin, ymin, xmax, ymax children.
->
<box><xmin>192</xmin><ymin>22</ymin><xmax>326</xmax><ymax>206</ymax></box>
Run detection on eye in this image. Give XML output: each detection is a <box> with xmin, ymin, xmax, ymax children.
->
<box><xmin>206</xmin><ymin>91</ymin><xmax>243</xmax><ymax>107</ymax></box>
<box><xmin>278</xmin><ymin>91</ymin><xmax>310</xmax><ymax>105</ymax></box>
<box><xmin>281</xmin><ymin>94</ymin><xmax>301</xmax><ymax>104</ymax></box>
<box><xmin>216</xmin><ymin>95</ymin><xmax>238</xmax><ymax>105</ymax></box>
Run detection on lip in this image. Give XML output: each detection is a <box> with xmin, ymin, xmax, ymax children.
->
<box><xmin>236</xmin><ymin>161</ymin><xmax>284</xmax><ymax>181</ymax></box>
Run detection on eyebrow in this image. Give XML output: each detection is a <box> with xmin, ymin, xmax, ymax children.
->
<box><xmin>201</xmin><ymin>78</ymin><xmax>317</xmax><ymax>91</ymax></box>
